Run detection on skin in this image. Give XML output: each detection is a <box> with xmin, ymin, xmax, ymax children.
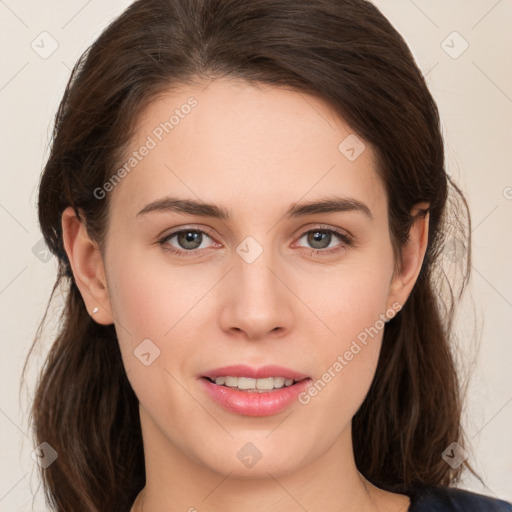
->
<box><xmin>62</xmin><ymin>78</ymin><xmax>429</xmax><ymax>512</ymax></box>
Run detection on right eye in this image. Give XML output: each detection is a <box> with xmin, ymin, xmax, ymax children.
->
<box><xmin>158</xmin><ymin>228</ymin><xmax>220</xmax><ymax>257</ymax></box>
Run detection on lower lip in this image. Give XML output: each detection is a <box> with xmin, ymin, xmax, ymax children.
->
<box><xmin>200</xmin><ymin>378</ymin><xmax>311</xmax><ymax>417</ymax></box>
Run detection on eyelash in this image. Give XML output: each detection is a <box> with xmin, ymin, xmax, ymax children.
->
<box><xmin>157</xmin><ymin>225</ymin><xmax>354</xmax><ymax>258</ymax></box>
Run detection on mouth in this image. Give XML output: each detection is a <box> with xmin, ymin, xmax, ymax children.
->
<box><xmin>199</xmin><ymin>365</ymin><xmax>311</xmax><ymax>416</ymax></box>
<box><xmin>203</xmin><ymin>375</ymin><xmax>306</xmax><ymax>392</ymax></box>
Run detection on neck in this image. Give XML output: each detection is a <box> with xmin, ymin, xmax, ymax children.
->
<box><xmin>130</xmin><ymin>410</ymin><xmax>408</xmax><ymax>512</ymax></box>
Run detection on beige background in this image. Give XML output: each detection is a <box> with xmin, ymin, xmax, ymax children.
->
<box><xmin>0</xmin><ymin>0</ymin><xmax>511</xmax><ymax>509</ymax></box>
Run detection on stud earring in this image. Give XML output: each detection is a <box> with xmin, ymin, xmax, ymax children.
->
<box><xmin>92</xmin><ymin>307</ymin><xmax>99</xmax><ymax>314</ymax></box>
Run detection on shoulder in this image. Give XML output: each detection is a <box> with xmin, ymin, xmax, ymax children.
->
<box><xmin>407</xmin><ymin>485</ymin><xmax>512</xmax><ymax>512</ymax></box>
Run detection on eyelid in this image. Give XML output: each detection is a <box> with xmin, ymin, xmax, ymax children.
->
<box><xmin>157</xmin><ymin>224</ymin><xmax>216</xmax><ymax>240</ymax></box>
<box><xmin>292</xmin><ymin>223</ymin><xmax>352</xmax><ymax>242</ymax></box>
<box><xmin>158</xmin><ymin>225</ymin><xmax>219</xmax><ymax>252</ymax></box>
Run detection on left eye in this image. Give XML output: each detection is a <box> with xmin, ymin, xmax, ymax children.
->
<box><xmin>295</xmin><ymin>229</ymin><xmax>352</xmax><ymax>252</ymax></box>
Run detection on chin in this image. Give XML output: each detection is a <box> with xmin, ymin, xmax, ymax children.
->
<box><xmin>191</xmin><ymin>434</ymin><xmax>314</xmax><ymax>480</ymax></box>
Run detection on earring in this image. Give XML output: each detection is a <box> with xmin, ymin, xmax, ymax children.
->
<box><xmin>92</xmin><ymin>307</ymin><xmax>99</xmax><ymax>314</ymax></box>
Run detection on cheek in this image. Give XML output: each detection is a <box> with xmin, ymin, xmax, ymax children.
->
<box><xmin>106</xmin><ymin>244</ymin><xmax>204</xmax><ymax>339</ymax></box>
<box><xmin>104</xmin><ymin>248</ymin><xmax>169</xmax><ymax>378</ymax></box>
<box><xmin>296</xmin><ymin>251</ymin><xmax>394</xmax><ymax>415</ymax></box>
<box><xmin>309</xmin><ymin>251</ymin><xmax>394</xmax><ymax>350</ymax></box>
<box><xmin>318</xmin><ymin>293</ymin><xmax>387</xmax><ymax>390</ymax></box>
<box><xmin>107</xmin><ymin>265</ymin><xmax>196</xmax><ymax>420</ymax></box>
<box><xmin>105</xmin><ymin>247</ymin><xmax>212</xmax><ymax>394</ymax></box>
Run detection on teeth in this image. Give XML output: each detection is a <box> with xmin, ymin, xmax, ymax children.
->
<box><xmin>273</xmin><ymin>377</ymin><xmax>285</xmax><ymax>388</ymax></box>
<box><xmin>213</xmin><ymin>376</ymin><xmax>297</xmax><ymax>391</ymax></box>
<box><xmin>238</xmin><ymin>377</ymin><xmax>256</xmax><ymax>390</ymax></box>
<box><xmin>224</xmin><ymin>376</ymin><xmax>238</xmax><ymax>387</ymax></box>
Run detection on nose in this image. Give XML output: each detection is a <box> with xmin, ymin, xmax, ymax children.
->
<box><xmin>219</xmin><ymin>249</ymin><xmax>294</xmax><ymax>341</ymax></box>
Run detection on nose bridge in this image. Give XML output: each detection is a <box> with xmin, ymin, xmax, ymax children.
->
<box><xmin>220</xmin><ymin>239</ymin><xmax>292</xmax><ymax>338</ymax></box>
<box><xmin>235</xmin><ymin>243</ymin><xmax>281</xmax><ymax>308</ymax></box>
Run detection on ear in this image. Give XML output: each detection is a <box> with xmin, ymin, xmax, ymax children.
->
<box><xmin>61</xmin><ymin>206</ymin><xmax>114</xmax><ymax>325</ymax></box>
<box><xmin>386</xmin><ymin>202</ymin><xmax>430</xmax><ymax>312</ymax></box>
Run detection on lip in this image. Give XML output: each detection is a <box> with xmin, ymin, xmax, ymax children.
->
<box><xmin>200</xmin><ymin>365</ymin><xmax>311</xmax><ymax>417</ymax></box>
<box><xmin>200</xmin><ymin>378</ymin><xmax>311</xmax><ymax>417</ymax></box>
<box><xmin>201</xmin><ymin>364</ymin><xmax>309</xmax><ymax>381</ymax></box>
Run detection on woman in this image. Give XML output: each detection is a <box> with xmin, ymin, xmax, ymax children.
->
<box><xmin>27</xmin><ymin>0</ymin><xmax>511</xmax><ymax>510</ymax></box>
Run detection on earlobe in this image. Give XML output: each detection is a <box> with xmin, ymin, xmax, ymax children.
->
<box><xmin>387</xmin><ymin>202</ymin><xmax>430</xmax><ymax>311</ymax></box>
<box><xmin>61</xmin><ymin>206</ymin><xmax>114</xmax><ymax>325</ymax></box>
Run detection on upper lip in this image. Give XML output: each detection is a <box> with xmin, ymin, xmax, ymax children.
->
<box><xmin>201</xmin><ymin>364</ymin><xmax>309</xmax><ymax>381</ymax></box>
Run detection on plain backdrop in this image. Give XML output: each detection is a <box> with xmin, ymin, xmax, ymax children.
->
<box><xmin>0</xmin><ymin>0</ymin><xmax>511</xmax><ymax>510</ymax></box>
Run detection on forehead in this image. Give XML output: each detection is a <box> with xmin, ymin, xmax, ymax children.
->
<box><xmin>108</xmin><ymin>78</ymin><xmax>386</xmax><ymax>226</ymax></box>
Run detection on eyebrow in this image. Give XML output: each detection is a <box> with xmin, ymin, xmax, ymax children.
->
<box><xmin>136</xmin><ymin>195</ymin><xmax>373</xmax><ymax>221</ymax></box>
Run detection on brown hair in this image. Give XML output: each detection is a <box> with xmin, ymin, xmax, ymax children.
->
<box><xmin>25</xmin><ymin>0</ymin><xmax>479</xmax><ymax>510</ymax></box>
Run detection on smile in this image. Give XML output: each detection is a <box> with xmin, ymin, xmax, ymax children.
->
<box><xmin>200</xmin><ymin>365</ymin><xmax>312</xmax><ymax>416</ymax></box>
<box><xmin>206</xmin><ymin>376</ymin><xmax>303</xmax><ymax>392</ymax></box>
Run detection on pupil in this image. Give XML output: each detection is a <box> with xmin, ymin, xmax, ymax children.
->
<box><xmin>309</xmin><ymin>231</ymin><xmax>330</xmax><ymax>249</ymax></box>
<box><xmin>179</xmin><ymin>231</ymin><xmax>201</xmax><ymax>250</ymax></box>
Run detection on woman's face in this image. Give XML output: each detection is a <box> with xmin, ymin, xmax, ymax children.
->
<box><xmin>98</xmin><ymin>78</ymin><xmax>408</xmax><ymax>479</ymax></box>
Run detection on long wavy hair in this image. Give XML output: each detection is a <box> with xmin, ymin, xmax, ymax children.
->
<box><xmin>24</xmin><ymin>0</ymin><xmax>479</xmax><ymax>510</ymax></box>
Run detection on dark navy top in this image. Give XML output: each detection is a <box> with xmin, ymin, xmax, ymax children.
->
<box><xmin>406</xmin><ymin>485</ymin><xmax>512</xmax><ymax>511</ymax></box>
